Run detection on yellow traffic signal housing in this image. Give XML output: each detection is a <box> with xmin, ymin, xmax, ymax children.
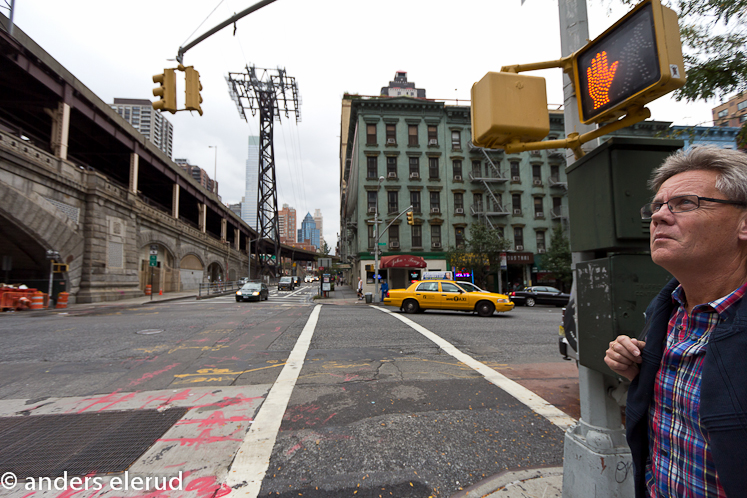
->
<box><xmin>471</xmin><ymin>72</ymin><xmax>550</xmax><ymax>149</ymax></box>
<box><xmin>571</xmin><ymin>0</ymin><xmax>685</xmax><ymax>124</ymax></box>
<box><xmin>152</xmin><ymin>69</ymin><xmax>177</xmax><ymax>113</ymax></box>
<box><xmin>406</xmin><ymin>211</ymin><xmax>414</xmax><ymax>225</ymax></box>
<box><xmin>184</xmin><ymin>66</ymin><xmax>203</xmax><ymax>116</ymax></box>
<box><xmin>53</xmin><ymin>263</ymin><xmax>69</xmax><ymax>273</ymax></box>
<box><xmin>365</xmin><ymin>264</ymin><xmax>374</xmax><ymax>272</ymax></box>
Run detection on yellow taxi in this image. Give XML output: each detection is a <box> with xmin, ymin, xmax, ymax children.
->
<box><xmin>382</xmin><ymin>279</ymin><xmax>514</xmax><ymax>316</ymax></box>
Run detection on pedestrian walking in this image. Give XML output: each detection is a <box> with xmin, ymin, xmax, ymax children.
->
<box><xmin>604</xmin><ymin>146</ymin><xmax>747</xmax><ymax>497</ymax></box>
<box><xmin>357</xmin><ymin>277</ymin><xmax>363</xmax><ymax>300</ymax></box>
<box><xmin>380</xmin><ymin>281</ymin><xmax>388</xmax><ymax>302</ymax></box>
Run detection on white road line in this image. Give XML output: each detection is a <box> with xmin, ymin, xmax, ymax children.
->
<box><xmin>225</xmin><ymin>304</ymin><xmax>322</xmax><ymax>496</ymax></box>
<box><xmin>373</xmin><ymin>306</ymin><xmax>577</xmax><ymax>431</ymax></box>
<box><xmin>282</xmin><ymin>286</ymin><xmax>310</xmax><ymax>299</ymax></box>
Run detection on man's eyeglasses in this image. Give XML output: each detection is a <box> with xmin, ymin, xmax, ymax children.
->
<box><xmin>640</xmin><ymin>195</ymin><xmax>747</xmax><ymax>220</ymax></box>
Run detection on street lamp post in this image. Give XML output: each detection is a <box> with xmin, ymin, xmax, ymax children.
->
<box><xmin>208</xmin><ymin>145</ymin><xmax>218</xmax><ymax>194</ymax></box>
<box><xmin>373</xmin><ymin>176</ymin><xmax>384</xmax><ymax>303</ymax></box>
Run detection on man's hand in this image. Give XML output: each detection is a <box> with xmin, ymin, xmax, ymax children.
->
<box><xmin>604</xmin><ymin>335</ymin><xmax>646</xmax><ymax>381</ymax></box>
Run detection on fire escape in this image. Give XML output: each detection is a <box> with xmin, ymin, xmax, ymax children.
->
<box><xmin>468</xmin><ymin>146</ymin><xmax>508</xmax><ymax>229</ymax></box>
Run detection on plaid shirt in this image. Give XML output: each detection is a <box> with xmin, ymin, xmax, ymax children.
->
<box><xmin>645</xmin><ymin>282</ymin><xmax>747</xmax><ymax>497</ymax></box>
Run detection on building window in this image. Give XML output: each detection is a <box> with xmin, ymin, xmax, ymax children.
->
<box><xmin>718</xmin><ymin>109</ymin><xmax>728</xmax><ymax>118</ymax></box>
<box><xmin>741</xmin><ymin>115</ymin><xmax>747</xmax><ymax>123</ymax></box>
<box><xmin>429</xmin><ymin>157</ymin><xmax>439</xmax><ymax>179</ymax></box>
<box><xmin>431</xmin><ymin>225</ymin><xmax>441</xmax><ymax>246</ymax></box>
<box><xmin>512</xmin><ymin>194</ymin><xmax>522</xmax><ymax>214</ymax></box>
<box><xmin>409</xmin><ymin>157</ymin><xmax>420</xmax><ymax>176</ymax></box>
<box><xmin>738</xmin><ymin>100</ymin><xmax>747</xmax><ymax>111</ymax></box>
<box><xmin>428</xmin><ymin>125</ymin><xmax>438</xmax><ymax>145</ymax></box>
<box><xmin>550</xmin><ymin>165</ymin><xmax>560</xmax><ymax>183</ymax></box>
<box><xmin>367</xmin><ymin>124</ymin><xmax>377</xmax><ymax>144</ymax></box>
<box><xmin>386</xmin><ymin>124</ymin><xmax>396</xmax><ymax>144</ymax></box>
<box><xmin>367</xmin><ymin>156</ymin><xmax>378</xmax><ymax>179</ymax></box>
<box><xmin>472</xmin><ymin>161</ymin><xmax>481</xmax><ymax>178</ymax></box>
<box><xmin>368</xmin><ymin>191</ymin><xmax>377</xmax><ymax>211</ymax></box>
<box><xmin>368</xmin><ymin>224</ymin><xmax>375</xmax><ymax>248</ymax></box>
<box><xmin>409</xmin><ymin>125</ymin><xmax>419</xmax><ymax>146</ymax></box>
<box><xmin>511</xmin><ymin>161</ymin><xmax>520</xmax><ymax>181</ymax></box>
<box><xmin>389</xmin><ymin>224</ymin><xmax>399</xmax><ymax>247</ymax></box>
<box><xmin>411</xmin><ymin>225</ymin><xmax>422</xmax><ymax>247</ymax></box>
<box><xmin>532</xmin><ymin>164</ymin><xmax>542</xmax><ymax>184</ymax></box>
<box><xmin>451</xmin><ymin>130</ymin><xmax>461</xmax><ymax>150</ymax></box>
<box><xmin>410</xmin><ymin>191</ymin><xmax>421</xmax><ymax>213</ymax></box>
<box><xmin>534</xmin><ymin>197</ymin><xmax>544</xmax><ymax>218</ymax></box>
<box><xmin>553</xmin><ymin>196</ymin><xmax>562</xmax><ymax>217</ymax></box>
<box><xmin>387</xmin><ymin>156</ymin><xmax>397</xmax><ymax>176</ymax></box>
<box><xmin>474</xmin><ymin>193</ymin><xmax>483</xmax><ymax>213</ymax></box>
<box><xmin>536</xmin><ymin>231</ymin><xmax>546</xmax><ymax>252</ymax></box>
<box><xmin>453</xmin><ymin>160</ymin><xmax>462</xmax><ymax>179</ymax></box>
<box><xmin>430</xmin><ymin>191</ymin><xmax>440</xmax><ymax>211</ymax></box>
<box><xmin>455</xmin><ymin>227</ymin><xmax>465</xmax><ymax>248</ymax></box>
<box><xmin>454</xmin><ymin>192</ymin><xmax>464</xmax><ymax>211</ymax></box>
<box><xmin>388</xmin><ymin>191</ymin><xmax>399</xmax><ymax>213</ymax></box>
<box><xmin>514</xmin><ymin>227</ymin><xmax>524</xmax><ymax>250</ymax></box>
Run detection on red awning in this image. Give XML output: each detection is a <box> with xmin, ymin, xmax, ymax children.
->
<box><xmin>379</xmin><ymin>255</ymin><xmax>427</xmax><ymax>269</ymax></box>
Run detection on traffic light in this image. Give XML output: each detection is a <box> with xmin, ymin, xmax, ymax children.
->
<box><xmin>406</xmin><ymin>211</ymin><xmax>414</xmax><ymax>225</ymax></box>
<box><xmin>52</xmin><ymin>263</ymin><xmax>69</xmax><ymax>273</ymax></box>
<box><xmin>152</xmin><ymin>69</ymin><xmax>177</xmax><ymax>113</ymax></box>
<box><xmin>571</xmin><ymin>0</ymin><xmax>685</xmax><ymax>124</ymax></box>
<box><xmin>184</xmin><ymin>66</ymin><xmax>203</xmax><ymax>116</ymax></box>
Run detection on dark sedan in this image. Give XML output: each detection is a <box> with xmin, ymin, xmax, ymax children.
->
<box><xmin>509</xmin><ymin>286</ymin><xmax>570</xmax><ymax>307</ymax></box>
<box><xmin>236</xmin><ymin>282</ymin><xmax>269</xmax><ymax>302</ymax></box>
<box><xmin>278</xmin><ymin>276</ymin><xmax>294</xmax><ymax>291</ymax></box>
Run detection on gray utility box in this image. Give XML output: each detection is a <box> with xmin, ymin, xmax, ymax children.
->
<box><xmin>566</xmin><ymin>137</ymin><xmax>684</xmax><ymax>253</ymax></box>
<box><xmin>576</xmin><ymin>254</ymin><xmax>672</xmax><ymax>375</ymax></box>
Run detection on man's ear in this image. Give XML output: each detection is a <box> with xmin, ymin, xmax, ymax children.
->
<box><xmin>738</xmin><ymin>211</ymin><xmax>747</xmax><ymax>242</ymax></box>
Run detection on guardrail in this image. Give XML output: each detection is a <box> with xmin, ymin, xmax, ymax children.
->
<box><xmin>197</xmin><ymin>281</ymin><xmax>243</xmax><ymax>298</ymax></box>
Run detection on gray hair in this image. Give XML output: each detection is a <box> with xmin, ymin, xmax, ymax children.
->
<box><xmin>649</xmin><ymin>146</ymin><xmax>747</xmax><ymax>203</ymax></box>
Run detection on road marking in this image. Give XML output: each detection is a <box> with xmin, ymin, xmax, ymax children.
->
<box><xmin>373</xmin><ymin>306</ymin><xmax>577</xmax><ymax>431</ymax></box>
<box><xmin>282</xmin><ymin>286</ymin><xmax>310</xmax><ymax>299</ymax></box>
<box><xmin>224</xmin><ymin>304</ymin><xmax>322</xmax><ymax>496</ymax></box>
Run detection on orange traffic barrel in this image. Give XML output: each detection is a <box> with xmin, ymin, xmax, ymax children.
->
<box><xmin>30</xmin><ymin>292</ymin><xmax>44</xmax><ymax>310</ymax></box>
<box><xmin>56</xmin><ymin>292</ymin><xmax>69</xmax><ymax>309</ymax></box>
<box><xmin>145</xmin><ymin>285</ymin><xmax>152</xmax><ymax>296</ymax></box>
<box><xmin>17</xmin><ymin>296</ymin><xmax>31</xmax><ymax>310</ymax></box>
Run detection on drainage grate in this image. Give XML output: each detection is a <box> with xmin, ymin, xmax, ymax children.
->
<box><xmin>0</xmin><ymin>408</ymin><xmax>188</xmax><ymax>478</ymax></box>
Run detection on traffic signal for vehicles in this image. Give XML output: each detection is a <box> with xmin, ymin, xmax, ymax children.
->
<box><xmin>184</xmin><ymin>66</ymin><xmax>203</xmax><ymax>116</ymax></box>
<box><xmin>571</xmin><ymin>0</ymin><xmax>685</xmax><ymax>124</ymax></box>
<box><xmin>152</xmin><ymin>69</ymin><xmax>177</xmax><ymax>113</ymax></box>
<box><xmin>406</xmin><ymin>211</ymin><xmax>414</xmax><ymax>225</ymax></box>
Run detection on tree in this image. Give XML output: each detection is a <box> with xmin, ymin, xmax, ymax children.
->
<box><xmin>320</xmin><ymin>240</ymin><xmax>331</xmax><ymax>256</ymax></box>
<box><xmin>544</xmin><ymin>224</ymin><xmax>572</xmax><ymax>290</ymax></box>
<box><xmin>447</xmin><ymin>223</ymin><xmax>512</xmax><ymax>289</ymax></box>
<box><xmin>616</xmin><ymin>0</ymin><xmax>747</xmax><ymax>102</ymax></box>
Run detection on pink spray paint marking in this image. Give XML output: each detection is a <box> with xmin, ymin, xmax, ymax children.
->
<box><xmin>175</xmin><ymin>411</ymin><xmax>253</xmax><ymax>428</ymax></box>
<box><xmin>128</xmin><ymin>363</ymin><xmax>181</xmax><ymax>388</ymax></box>
<box><xmin>76</xmin><ymin>390</ymin><xmax>138</xmax><ymax>414</ymax></box>
<box><xmin>158</xmin><ymin>428</ymin><xmax>242</xmax><ymax>449</ymax></box>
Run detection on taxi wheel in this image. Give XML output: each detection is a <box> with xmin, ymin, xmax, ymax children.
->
<box><xmin>526</xmin><ymin>297</ymin><xmax>536</xmax><ymax>307</ymax></box>
<box><xmin>476</xmin><ymin>301</ymin><xmax>495</xmax><ymax>317</ymax></box>
<box><xmin>403</xmin><ymin>299</ymin><xmax>419</xmax><ymax>314</ymax></box>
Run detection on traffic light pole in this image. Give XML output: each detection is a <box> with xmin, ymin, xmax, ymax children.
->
<box><xmin>558</xmin><ymin>1</ymin><xmax>633</xmax><ymax>496</ymax></box>
<box><xmin>374</xmin><ymin>205</ymin><xmax>413</xmax><ymax>303</ymax></box>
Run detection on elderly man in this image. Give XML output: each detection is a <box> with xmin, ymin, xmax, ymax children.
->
<box><xmin>604</xmin><ymin>146</ymin><xmax>747</xmax><ymax>497</ymax></box>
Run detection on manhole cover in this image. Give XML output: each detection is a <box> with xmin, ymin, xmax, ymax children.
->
<box><xmin>136</xmin><ymin>329</ymin><xmax>163</xmax><ymax>335</ymax></box>
<box><xmin>0</xmin><ymin>408</ymin><xmax>188</xmax><ymax>478</ymax></box>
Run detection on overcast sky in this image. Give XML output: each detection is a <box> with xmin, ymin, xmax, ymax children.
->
<box><xmin>11</xmin><ymin>0</ymin><xmax>720</xmax><ymax>251</ymax></box>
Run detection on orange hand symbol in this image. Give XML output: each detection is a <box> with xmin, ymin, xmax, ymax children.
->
<box><xmin>586</xmin><ymin>51</ymin><xmax>619</xmax><ymax>109</ymax></box>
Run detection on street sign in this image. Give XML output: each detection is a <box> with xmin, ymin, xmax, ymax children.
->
<box><xmin>149</xmin><ymin>254</ymin><xmax>157</xmax><ymax>267</ymax></box>
<box><xmin>378</xmin><ymin>242</ymin><xmax>386</xmax><ymax>246</ymax></box>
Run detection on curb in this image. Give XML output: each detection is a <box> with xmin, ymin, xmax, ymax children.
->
<box><xmin>451</xmin><ymin>466</ymin><xmax>563</xmax><ymax>498</ymax></box>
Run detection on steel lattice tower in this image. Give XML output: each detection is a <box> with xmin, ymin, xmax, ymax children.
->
<box><xmin>226</xmin><ymin>65</ymin><xmax>301</xmax><ymax>278</ymax></box>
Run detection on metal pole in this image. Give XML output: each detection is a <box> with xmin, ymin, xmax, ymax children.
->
<box><xmin>8</xmin><ymin>0</ymin><xmax>15</xmax><ymax>36</ymax></box>
<box><xmin>209</xmin><ymin>145</ymin><xmax>218</xmax><ymax>194</ymax></box>
<box><xmin>374</xmin><ymin>176</ymin><xmax>383</xmax><ymax>303</ymax></box>
<box><xmin>48</xmin><ymin>259</ymin><xmax>54</xmax><ymax>307</ymax></box>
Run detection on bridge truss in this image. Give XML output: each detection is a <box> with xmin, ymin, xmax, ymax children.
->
<box><xmin>226</xmin><ymin>65</ymin><xmax>301</xmax><ymax>278</ymax></box>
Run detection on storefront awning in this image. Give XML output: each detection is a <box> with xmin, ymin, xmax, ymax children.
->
<box><xmin>380</xmin><ymin>255</ymin><xmax>427</xmax><ymax>269</ymax></box>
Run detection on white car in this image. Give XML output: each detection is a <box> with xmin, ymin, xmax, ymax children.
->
<box><xmin>304</xmin><ymin>275</ymin><xmax>313</xmax><ymax>283</ymax></box>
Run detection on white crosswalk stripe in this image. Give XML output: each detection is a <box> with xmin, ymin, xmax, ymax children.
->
<box><xmin>173</xmin><ymin>285</ymin><xmax>316</xmax><ymax>306</ymax></box>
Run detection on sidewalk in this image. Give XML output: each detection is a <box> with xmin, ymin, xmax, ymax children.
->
<box><xmin>313</xmin><ymin>284</ymin><xmax>383</xmax><ymax>305</ymax></box>
<box><xmin>452</xmin><ymin>466</ymin><xmax>563</xmax><ymax>498</ymax></box>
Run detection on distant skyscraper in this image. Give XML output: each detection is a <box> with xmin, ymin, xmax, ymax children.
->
<box><xmin>174</xmin><ymin>158</ymin><xmax>216</xmax><ymax>194</ymax></box>
<box><xmin>278</xmin><ymin>203</ymin><xmax>297</xmax><ymax>244</ymax></box>
<box><xmin>298</xmin><ymin>212</ymin><xmax>320</xmax><ymax>249</ymax></box>
<box><xmin>241</xmin><ymin>136</ymin><xmax>260</xmax><ymax>229</ymax></box>
<box><xmin>313</xmin><ymin>209</ymin><xmax>324</xmax><ymax>249</ymax></box>
<box><xmin>110</xmin><ymin>98</ymin><xmax>174</xmax><ymax>158</ymax></box>
<box><xmin>380</xmin><ymin>72</ymin><xmax>426</xmax><ymax>99</ymax></box>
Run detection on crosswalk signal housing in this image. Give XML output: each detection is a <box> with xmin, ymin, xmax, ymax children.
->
<box><xmin>184</xmin><ymin>66</ymin><xmax>204</xmax><ymax>116</ymax></box>
<box><xmin>471</xmin><ymin>72</ymin><xmax>550</xmax><ymax>149</ymax></box>
<box><xmin>152</xmin><ymin>69</ymin><xmax>177</xmax><ymax>113</ymax></box>
<box><xmin>571</xmin><ymin>0</ymin><xmax>685</xmax><ymax>125</ymax></box>
<box><xmin>406</xmin><ymin>211</ymin><xmax>414</xmax><ymax>225</ymax></box>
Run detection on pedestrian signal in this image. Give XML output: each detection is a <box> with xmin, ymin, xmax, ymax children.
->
<box><xmin>571</xmin><ymin>0</ymin><xmax>685</xmax><ymax>124</ymax></box>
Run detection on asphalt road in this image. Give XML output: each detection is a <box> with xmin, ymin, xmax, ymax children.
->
<box><xmin>0</xmin><ymin>289</ymin><xmax>578</xmax><ymax>497</ymax></box>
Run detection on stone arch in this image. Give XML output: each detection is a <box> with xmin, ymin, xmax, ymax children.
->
<box><xmin>178</xmin><ymin>253</ymin><xmax>204</xmax><ymax>291</ymax></box>
<box><xmin>0</xmin><ymin>182</ymin><xmax>84</xmax><ymax>302</ymax></box>
<box><xmin>205</xmin><ymin>260</ymin><xmax>224</xmax><ymax>283</ymax></box>
<box><xmin>138</xmin><ymin>240</ymin><xmax>177</xmax><ymax>293</ymax></box>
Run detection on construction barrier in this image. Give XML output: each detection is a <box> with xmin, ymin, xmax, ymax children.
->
<box><xmin>30</xmin><ymin>292</ymin><xmax>44</xmax><ymax>310</ymax></box>
<box><xmin>55</xmin><ymin>292</ymin><xmax>69</xmax><ymax>309</ymax></box>
<box><xmin>145</xmin><ymin>284</ymin><xmax>152</xmax><ymax>296</ymax></box>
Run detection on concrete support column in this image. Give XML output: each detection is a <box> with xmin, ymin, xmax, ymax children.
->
<box><xmin>50</xmin><ymin>102</ymin><xmax>70</xmax><ymax>160</ymax></box>
<box><xmin>234</xmin><ymin>228</ymin><xmax>240</xmax><ymax>250</ymax></box>
<box><xmin>198</xmin><ymin>203</ymin><xmax>207</xmax><ymax>233</ymax></box>
<box><xmin>172</xmin><ymin>183</ymin><xmax>180</xmax><ymax>219</ymax></box>
<box><xmin>221</xmin><ymin>218</ymin><xmax>227</xmax><ymax>242</ymax></box>
<box><xmin>129</xmin><ymin>153</ymin><xmax>139</xmax><ymax>194</ymax></box>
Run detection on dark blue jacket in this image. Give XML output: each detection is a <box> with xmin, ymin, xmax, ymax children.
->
<box><xmin>626</xmin><ymin>278</ymin><xmax>747</xmax><ymax>497</ymax></box>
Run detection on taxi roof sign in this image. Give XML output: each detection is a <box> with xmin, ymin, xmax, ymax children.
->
<box><xmin>572</xmin><ymin>0</ymin><xmax>685</xmax><ymax>124</ymax></box>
